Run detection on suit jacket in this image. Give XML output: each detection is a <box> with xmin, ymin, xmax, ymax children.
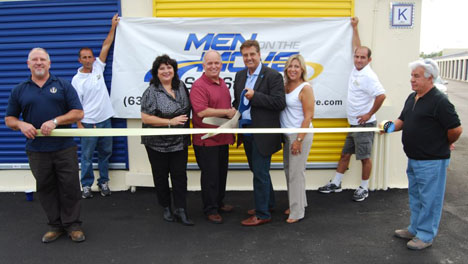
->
<box><xmin>233</xmin><ymin>65</ymin><xmax>286</xmax><ymax>156</ymax></box>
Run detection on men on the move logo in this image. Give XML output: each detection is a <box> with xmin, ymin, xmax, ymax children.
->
<box><xmin>144</xmin><ymin>33</ymin><xmax>323</xmax><ymax>88</ymax></box>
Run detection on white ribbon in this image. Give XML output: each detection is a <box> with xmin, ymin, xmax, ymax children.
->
<box><xmin>36</xmin><ymin>126</ymin><xmax>381</xmax><ymax>137</ymax></box>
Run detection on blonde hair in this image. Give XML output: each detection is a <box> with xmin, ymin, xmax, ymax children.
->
<box><xmin>284</xmin><ymin>54</ymin><xmax>307</xmax><ymax>84</ymax></box>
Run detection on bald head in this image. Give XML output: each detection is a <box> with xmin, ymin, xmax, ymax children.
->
<box><xmin>203</xmin><ymin>50</ymin><xmax>222</xmax><ymax>81</ymax></box>
<box><xmin>203</xmin><ymin>50</ymin><xmax>221</xmax><ymax>63</ymax></box>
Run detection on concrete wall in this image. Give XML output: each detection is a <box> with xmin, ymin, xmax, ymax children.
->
<box><xmin>0</xmin><ymin>0</ymin><xmax>421</xmax><ymax>192</ymax></box>
<box><xmin>436</xmin><ymin>52</ymin><xmax>468</xmax><ymax>82</ymax></box>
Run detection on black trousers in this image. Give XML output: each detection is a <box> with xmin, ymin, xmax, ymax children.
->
<box><xmin>145</xmin><ymin>146</ymin><xmax>188</xmax><ymax>209</ymax></box>
<box><xmin>27</xmin><ymin>146</ymin><xmax>82</xmax><ymax>231</ymax></box>
<box><xmin>194</xmin><ymin>144</ymin><xmax>229</xmax><ymax>215</ymax></box>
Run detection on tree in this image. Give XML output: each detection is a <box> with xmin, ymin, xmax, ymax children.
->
<box><xmin>420</xmin><ymin>51</ymin><xmax>442</xmax><ymax>58</ymax></box>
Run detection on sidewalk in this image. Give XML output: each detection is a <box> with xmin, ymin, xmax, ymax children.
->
<box><xmin>1</xmin><ymin>188</ymin><xmax>466</xmax><ymax>264</ymax></box>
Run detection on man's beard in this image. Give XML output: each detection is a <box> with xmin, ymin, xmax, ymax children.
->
<box><xmin>34</xmin><ymin>68</ymin><xmax>46</xmax><ymax>77</ymax></box>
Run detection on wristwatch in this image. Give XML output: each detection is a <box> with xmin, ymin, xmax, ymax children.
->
<box><xmin>53</xmin><ymin>118</ymin><xmax>58</xmax><ymax>126</ymax></box>
<box><xmin>296</xmin><ymin>137</ymin><xmax>303</xmax><ymax>142</ymax></box>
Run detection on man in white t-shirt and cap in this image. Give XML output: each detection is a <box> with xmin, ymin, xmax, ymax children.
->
<box><xmin>318</xmin><ymin>17</ymin><xmax>386</xmax><ymax>202</ymax></box>
<box><xmin>72</xmin><ymin>14</ymin><xmax>119</xmax><ymax>199</ymax></box>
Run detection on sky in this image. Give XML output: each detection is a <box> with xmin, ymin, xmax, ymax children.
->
<box><xmin>420</xmin><ymin>0</ymin><xmax>468</xmax><ymax>53</ymax></box>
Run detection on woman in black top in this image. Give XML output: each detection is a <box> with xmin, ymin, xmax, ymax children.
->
<box><xmin>141</xmin><ymin>54</ymin><xmax>193</xmax><ymax>226</ymax></box>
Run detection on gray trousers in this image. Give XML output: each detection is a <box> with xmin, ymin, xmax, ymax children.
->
<box><xmin>283</xmin><ymin>133</ymin><xmax>313</xmax><ymax>220</ymax></box>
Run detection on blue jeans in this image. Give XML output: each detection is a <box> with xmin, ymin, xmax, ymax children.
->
<box><xmin>243</xmin><ymin>136</ymin><xmax>275</xmax><ymax>219</ymax></box>
<box><xmin>80</xmin><ymin>118</ymin><xmax>113</xmax><ymax>187</ymax></box>
<box><xmin>406</xmin><ymin>158</ymin><xmax>449</xmax><ymax>243</ymax></box>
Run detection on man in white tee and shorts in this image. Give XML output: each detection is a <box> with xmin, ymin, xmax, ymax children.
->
<box><xmin>72</xmin><ymin>14</ymin><xmax>119</xmax><ymax>198</ymax></box>
<box><xmin>318</xmin><ymin>17</ymin><xmax>386</xmax><ymax>202</ymax></box>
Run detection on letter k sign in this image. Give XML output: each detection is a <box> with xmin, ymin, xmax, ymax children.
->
<box><xmin>391</xmin><ymin>3</ymin><xmax>414</xmax><ymax>27</ymax></box>
<box><xmin>398</xmin><ymin>8</ymin><xmax>407</xmax><ymax>20</ymax></box>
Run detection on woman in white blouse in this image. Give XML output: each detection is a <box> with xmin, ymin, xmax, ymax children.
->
<box><xmin>280</xmin><ymin>54</ymin><xmax>315</xmax><ymax>223</ymax></box>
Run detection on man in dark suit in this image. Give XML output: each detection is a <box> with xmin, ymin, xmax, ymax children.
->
<box><xmin>233</xmin><ymin>40</ymin><xmax>286</xmax><ymax>226</ymax></box>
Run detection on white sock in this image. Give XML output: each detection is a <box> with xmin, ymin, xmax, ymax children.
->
<box><xmin>361</xmin><ymin>180</ymin><xmax>369</xmax><ymax>190</ymax></box>
<box><xmin>332</xmin><ymin>172</ymin><xmax>344</xmax><ymax>186</ymax></box>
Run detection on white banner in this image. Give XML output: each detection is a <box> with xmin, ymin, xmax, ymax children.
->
<box><xmin>111</xmin><ymin>17</ymin><xmax>352</xmax><ymax>118</ymax></box>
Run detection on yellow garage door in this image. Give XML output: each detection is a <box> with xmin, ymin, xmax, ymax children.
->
<box><xmin>153</xmin><ymin>0</ymin><xmax>354</xmax><ymax>167</ymax></box>
<box><xmin>153</xmin><ymin>0</ymin><xmax>354</xmax><ymax>17</ymax></box>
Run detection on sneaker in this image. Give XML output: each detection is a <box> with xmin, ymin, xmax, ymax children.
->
<box><xmin>82</xmin><ymin>186</ymin><xmax>93</xmax><ymax>199</ymax></box>
<box><xmin>99</xmin><ymin>182</ymin><xmax>111</xmax><ymax>197</ymax></box>
<box><xmin>407</xmin><ymin>237</ymin><xmax>432</xmax><ymax>250</ymax></box>
<box><xmin>353</xmin><ymin>186</ymin><xmax>369</xmax><ymax>202</ymax></box>
<box><xmin>394</xmin><ymin>228</ymin><xmax>415</xmax><ymax>240</ymax></box>
<box><xmin>318</xmin><ymin>181</ymin><xmax>342</xmax><ymax>193</ymax></box>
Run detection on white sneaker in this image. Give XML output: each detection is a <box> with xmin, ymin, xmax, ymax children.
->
<box><xmin>352</xmin><ymin>186</ymin><xmax>369</xmax><ymax>202</ymax></box>
<box><xmin>318</xmin><ymin>181</ymin><xmax>342</xmax><ymax>193</ymax></box>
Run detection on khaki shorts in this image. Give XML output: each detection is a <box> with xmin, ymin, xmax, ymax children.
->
<box><xmin>341</xmin><ymin>121</ymin><xmax>376</xmax><ymax>160</ymax></box>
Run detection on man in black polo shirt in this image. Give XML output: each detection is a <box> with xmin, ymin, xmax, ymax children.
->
<box><xmin>391</xmin><ymin>59</ymin><xmax>462</xmax><ymax>250</ymax></box>
<box><xmin>5</xmin><ymin>48</ymin><xmax>85</xmax><ymax>243</ymax></box>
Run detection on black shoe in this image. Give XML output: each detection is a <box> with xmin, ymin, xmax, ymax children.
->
<box><xmin>163</xmin><ymin>207</ymin><xmax>174</xmax><ymax>222</ymax></box>
<box><xmin>174</xmin><ymin>208</ymin><xmax>194</xmax><ymax>226</ymax></box>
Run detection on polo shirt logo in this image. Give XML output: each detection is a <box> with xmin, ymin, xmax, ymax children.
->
<box><xmin>97</xmin><ymin>74</ymin><xmax>101</xmax><ymax>80</ymax></box>
<box><xmin>50</xmin><ymin>87</ymin><xmax>57</xmax><ymax>94</ymax></box>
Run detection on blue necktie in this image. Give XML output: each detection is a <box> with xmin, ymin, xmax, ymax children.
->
<box><xmin>238</xmin><ymin>89</ymin><xmax>252</xmax><ymax>135</ymax></box>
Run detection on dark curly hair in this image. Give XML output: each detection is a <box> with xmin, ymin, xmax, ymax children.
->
<box><xmin>150</xmin><ymin>54</ymin><xmax>180</xmax><ymax>89</ymax></box>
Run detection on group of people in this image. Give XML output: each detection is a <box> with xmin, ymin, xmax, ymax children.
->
<box><xmin>139</xmin><ymin>39</ymin><xmax>318</xmax><ymax>227</ymax></box>
<box><xmin>4</xmin><ymin>15</ymin><xmax>462</xmax><ymax>251</ymax></box>
<box><xmin>138</xmin><ymin>17</ymin><xmax>385</xmax><ymax>229</ymax></box>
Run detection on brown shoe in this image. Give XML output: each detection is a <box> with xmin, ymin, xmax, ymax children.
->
<box><xmin>247</xmin><ymin>209</ymin><xmax>256</xmax><ymax>215</ymax></box>
<box><xmin>247</xmin><ymin>208</ymin><xmax>273</xmax><ymax>215</ymax></box>
<box><xmin>219</xmin><ymin>204</ymin><xmax>234</xmax><ymax>213</ymax></box>
<box><xmin>394</xmin><ymin>228</ymin><xmax>415</xmax><ymax>240</ymax></box>
<box><xmin>207</xmin><ymin>214</ymin><xmax>223</xmax><ymax>224</ymax></box>
<box><xmin>68</xmin><ymin>230</ymin><xmax>86</xmax><ymax>243</ymax></box>
<box><xmin>42</xmin><ymin>230</ymin><xmax>64</xmax><ymax>243</ymax></box>
<box><xmin>407</xmin><ymin>237</ymin><xmax>432</xmax><ymax>250</ymax></box>
<box><xmin>241</xmin><ymin>216</ymin><xmax>271</xmax><ymax>226</ymax></box>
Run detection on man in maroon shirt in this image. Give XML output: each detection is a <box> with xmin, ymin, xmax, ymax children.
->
<box><xmin>190</xmin><ymin>50</ymin><xmax>237</xmax><ymax>224</ymax></box>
